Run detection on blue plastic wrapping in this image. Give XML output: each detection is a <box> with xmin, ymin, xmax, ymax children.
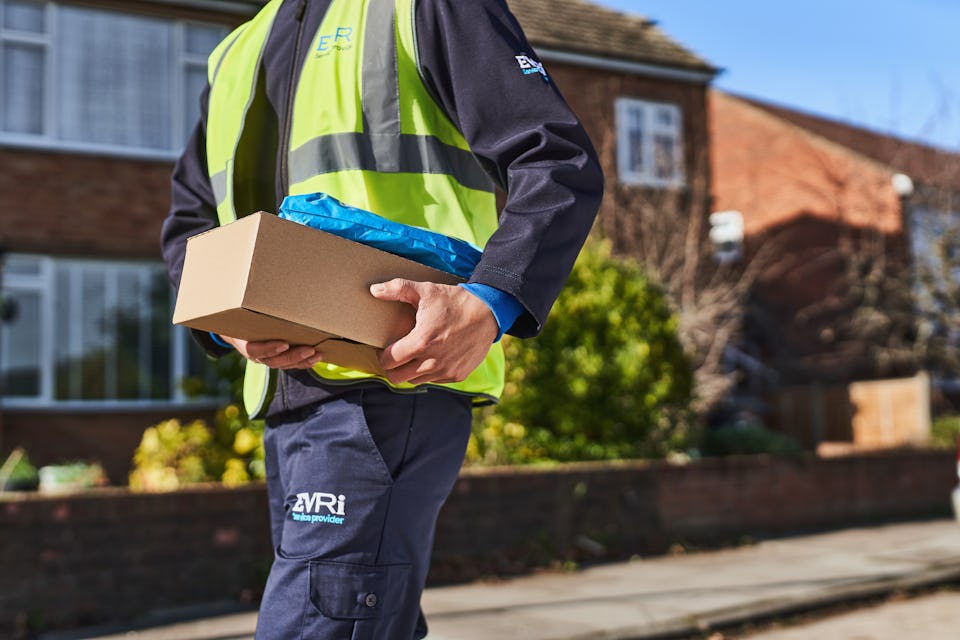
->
<box><xmin>278</xmin><ymin>193</ymin><xmax>482</xmax><ymax>279</ymax></box>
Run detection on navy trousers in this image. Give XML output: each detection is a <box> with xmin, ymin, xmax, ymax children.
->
<box><xmin>255</xmin><ymin>387</ymin><xmax>472</xmax><ymax>640</ymax></box>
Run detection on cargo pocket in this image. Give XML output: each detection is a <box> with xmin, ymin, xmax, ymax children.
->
<box><xmin>302</xmin><ymin>560</ymin><xmax>412</xmax><ymax>640</ymax></box>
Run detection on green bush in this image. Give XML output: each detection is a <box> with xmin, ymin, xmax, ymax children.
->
<box><xmin>467</xmin><ymin>240</ymin><xmax>695</xmax><ymax>465</ymax></box>
<box><xmin>931</xmin><ymin>414</ymin><xmax>960</xmax><ymax>450</ymax></box>
<box><xmin>129</xmin><ymin>403</ymin><xmax>265</xmax><ymax>492</ymax></box>
<box><xmin>699</xmin><ymin>423</ymin><xmax>802</xmax><ymax>457</ymax></box>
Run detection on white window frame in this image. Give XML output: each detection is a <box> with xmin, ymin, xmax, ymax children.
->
<box><xmin>615</xmin><ymin>97</ymin><xmax>685</xmax><ymax>188</ymax></box>
<box><xmin>0</xmin><ymin>0</ymin><xmax>225</xmax><ymax>160</ymax></box>
<box><xmin>0</xmin><ymin>254</ymin><xmax>220</xmax><ymax>410</ymax></box>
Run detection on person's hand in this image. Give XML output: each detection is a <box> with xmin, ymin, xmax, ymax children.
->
<box><xmin>369</xmin><ymin>279</ymin><xmax>498</xmax><ymax>385</ymax></box>
<box><xmin>219</xmin><ymin>336</ymin><xmax>324</xmax><ymax>370</ymax></box>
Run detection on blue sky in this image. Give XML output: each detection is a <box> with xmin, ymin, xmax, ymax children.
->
<box><xmin>592</xmin><ymin>0</ymin><xmax>960</xmax><ymax>151</ymax></box>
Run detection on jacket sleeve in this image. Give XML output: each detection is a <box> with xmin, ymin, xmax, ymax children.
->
<box><xmin>415</xmin><ymin>0</ymin><xmax>604</xmax><ymax>338</ymax></box>
<box><xmin>160</xmin><ymin>86</ymin><xmax>232</xmax><ymax>356</ymax></box>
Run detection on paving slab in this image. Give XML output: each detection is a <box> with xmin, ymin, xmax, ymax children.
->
<box><xmin>743</xmin><ymin>590</ymin><xmax>960</xmax><ymax>639</ymax></box>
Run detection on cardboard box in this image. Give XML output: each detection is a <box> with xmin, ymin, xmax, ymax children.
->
<box><xmin>172</xmin><ymin>212</ymin><xmax>462</xmax><ymax>375</ymax></box>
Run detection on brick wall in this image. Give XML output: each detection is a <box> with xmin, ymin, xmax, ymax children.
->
<box><xmin>1</xmin><ymin>449</ymin><xmax>954</xmax><ymax>636</ymax></box>
<box><xmin>0</xmin><ymin>148</ymin><xmax>173</xmax><ymax>259</ymax></box>
<box><xmin>710</xmin><ymin>91</ymin><xmax>902</xmax><ymax>237</ymax></box>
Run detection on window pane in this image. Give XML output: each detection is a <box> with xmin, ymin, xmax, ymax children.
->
<box><xmin>184</xmin><ymin>23</ymin><xmax>223</xmax><ymax>55</ymax></box>
<box><xmin>3</xmin><ymin>0</ymin><xmax>45</xmax><ymax>32</ymax></box>
<box><xmin>3</xmin><ymin>254</ymin><xmax>41</xmax><ymax>277</ymax></box>
<box><xmin>116</xmin><ymin>271</ymin><xmax>142</xmax><ymax>399</ymax></box>
<box><xmin>149</xmin><ymin>271</ymin><xmax>171</xmax><ymax>399</ymax></box>
<box><xmin>77</xmin><ymin>267</ymin><xmax>107</xmax><ymax>400</ymax></box>
<box><xmin>1</xmin><ymin>289</ymin><xmax>41</xmax><ymax>397</ymax></box>
<box><xmin>54</xmin><ymin>266</ymin><xmax>78</xmax><ymax>400</ymax></box>
<box><xmin>628</xmin><ymin>128</ymin><xmax>644</xmax><ymax>173</ymax></box>
<box><xmin>2</xmin><ymin>42</ymin><xmax>43</xmax><ymax>134</ymax></box>
<box><xmin>57</xmin><ymin>7</ymin><xmax>172</xmax><ymax>149</ymax></box>
<box><xmin>654</xmin><ymin>133</ymin><xmax>677</xmax><ymax>180</ymax></box>
<box><xmin>625</xmin><ymin>107</ymin><xmax>645</xmax><ymax>173</ymax></box>
<box><xmin>655</xmin><ymin>106</ymin><xmax>675</xmax><ymax>127</ymax></box>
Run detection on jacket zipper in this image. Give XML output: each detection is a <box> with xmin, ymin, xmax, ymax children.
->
<box><xmin>278</xmin><ymin>0</ymin><xmax>307</xmax><ymax>412</ymax></box>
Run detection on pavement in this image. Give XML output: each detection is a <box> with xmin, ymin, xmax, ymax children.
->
<box><xmin>41</xmin><ymin>518</ymin><xmax>960</xmax><ymax>640</ymax></box>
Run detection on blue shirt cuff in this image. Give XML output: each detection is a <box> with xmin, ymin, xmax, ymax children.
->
<box><xmin>209</xmin><ymin>332</ymin><xmax>234</xmax><ymax>350</ymax></box>
<box><xmin>459</xmin><ymin>283</ymin><xmax>524</xmax><ymax>343</ymax></box>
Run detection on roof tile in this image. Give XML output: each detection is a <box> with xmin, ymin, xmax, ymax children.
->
<box><xmin>507</xmin><ymin>0</ymin><xmax>717</xmax><ymax>73</ymax></box>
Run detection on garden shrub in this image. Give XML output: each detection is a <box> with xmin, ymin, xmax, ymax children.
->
<box><xmin>467</xmin><ymin>240</ymin><xmax>695</xmax><ymax>465</ymax></box>
<box><xmin>931</xmin><ymin>414</ymin><xmax>960</xmax><ymax>450</ymax></box>
<box><xmin>699</xmin><ymin>423</ymin><xmax>802</xmax><ymax>457</ymax></box>
<box><xmin>129</xmin><ymin>403</ymin><xmax>265</xmax><ymax>491</ymax></box>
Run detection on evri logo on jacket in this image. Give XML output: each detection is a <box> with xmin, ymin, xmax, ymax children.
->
<box><xmin>515</xmin><ymin>53</ymin><xmax>549</xmax><ymax>82</ymax></box>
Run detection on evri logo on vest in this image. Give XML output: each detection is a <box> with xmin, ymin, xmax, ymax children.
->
<box><xmin>315</xmin><ymin>26</ymin><xmax>353</xmax><ymax>57</ymax></box>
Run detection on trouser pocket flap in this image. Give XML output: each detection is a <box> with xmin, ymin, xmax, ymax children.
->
<box><xmin>309</xmin><ymin>560</ymin><xmax>411</xmax><ymax>620</ymax></box>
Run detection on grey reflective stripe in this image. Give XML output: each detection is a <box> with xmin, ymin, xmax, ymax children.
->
<box><xmin>362</xmin><ymin>0</ymin><xmax>401</xmax><ymax>172</ymax></box>
<box><xmin>210</xmin><ymin>170</ymin><xmax>228</xmax><ymax>207</ymax></box>
<box><xmin>289</xmin><ymin>132</ymin><xmax>494</xmax><ymax>193</ymax></box>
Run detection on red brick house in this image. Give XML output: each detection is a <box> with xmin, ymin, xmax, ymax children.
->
<box><xmin>0</xmin><ymin>0</ymin><xmax>717</xmax><ymax>481</ymax></box>
<box><xmin>710</xmin><ymin>90</ymin><xmax>960</xmax><ymax>389</ymax></box>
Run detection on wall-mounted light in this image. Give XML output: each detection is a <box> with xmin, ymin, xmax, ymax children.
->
<box><xmin>891</xmin><ymin>173</ymin><xmax>914</xmax><ymax>198</ymax></box>
<box><xmin>709</xmin><ymin>210</ymin><xmax>744</xmax><ymax>264</ymax></box>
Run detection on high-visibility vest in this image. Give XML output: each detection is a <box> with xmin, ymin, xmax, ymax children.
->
<box><xmin>205</xmin><ymin>0</ymin><xmax>505</xmax><ymax>417</ymax></box>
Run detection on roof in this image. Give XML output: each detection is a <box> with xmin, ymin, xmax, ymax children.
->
<box><xmin>175</xmin><ymin>0</ymin><xmax>717</xmax><ymax>76</ymax></box>
<box><xmin>733</xmin><ymin>93</ymin><xmax>960</xmax><ymax>191</ymax></box>
<box><xmin>506</xmin><ymin>0</ymin><xmax>717</xmax><ymax>75</ymax></box>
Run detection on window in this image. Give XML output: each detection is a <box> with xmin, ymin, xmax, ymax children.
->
<box><xmin>0</xmin><ymin>254</ymin><xmax>221</xmax><ymax>407</ymax></box>
<box><xmin>0</xmin><ymin>0</ymin><xmax>226</xmax><ymax>156</ymax></box>
<box><xmin>615</xmin><ymin>97</ymin><xmax>684</xmax><ymax>187</ymax></box>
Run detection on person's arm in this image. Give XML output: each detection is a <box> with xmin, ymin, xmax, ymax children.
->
<box><xmin>161</xmin><ymin>86</ymin><xmax>232</xmax><ymax>357</ymax></box>
<box><xmin>371</xmin><ymin>0</ymin><xmax>602</xmax><ymax>385</ymax></box>
<box><xmin>416</xmin><ymin>0</ymin><xmax>604</xmax><ymax>338</ymax></box>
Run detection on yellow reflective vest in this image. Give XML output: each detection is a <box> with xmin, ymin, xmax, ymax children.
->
<box><xmin>205</xmin><ymin>0</ymin><xmax>506</xmax><ymax>417</ymax></box>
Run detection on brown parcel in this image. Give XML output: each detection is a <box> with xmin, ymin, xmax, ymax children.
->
<box><xmin>172</xmin><ymin>211</ymin><xmax>462</xmax><ymax>375</ymax></box>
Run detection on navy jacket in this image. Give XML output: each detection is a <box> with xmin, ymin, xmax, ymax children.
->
<box><xmin>161</xmin><ymin>0</ymin><xmax>603</xmax><ymax>412</ymax></box>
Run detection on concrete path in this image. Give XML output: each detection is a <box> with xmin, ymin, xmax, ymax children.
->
<box><xmin>42</xmin><ymin>519</ymin><xmax>960</xmax><ymax>640</ymax></box>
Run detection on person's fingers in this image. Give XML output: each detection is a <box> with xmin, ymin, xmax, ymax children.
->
<box><xmin>261</xmin><ymin>346</ymin><xmax>318</xmax><ymax>369</ymax></box>
<box><xmin>369</xmin><ymin>278</ymin><xmax>423</xmax><ymax>306</ymax></box>
<box><xmin>382</xmin><ymin>357</ymin><xmax>442</xmax><ymax>385</ymax></box>
<box><xmin>244</xmin><ymin>340</ymin><xmax>291</xmax><ymax>362</ymax></box>
<box><xmin>379</xmin><ymin>331</ymin><xmax>430</xmax><ymax>371</ymax></box>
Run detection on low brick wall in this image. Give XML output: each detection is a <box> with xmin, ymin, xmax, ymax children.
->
<box><xmin>1</xmin><ymin>449</ymin><xmax>954</xmax><ymax>636</ymax></box>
